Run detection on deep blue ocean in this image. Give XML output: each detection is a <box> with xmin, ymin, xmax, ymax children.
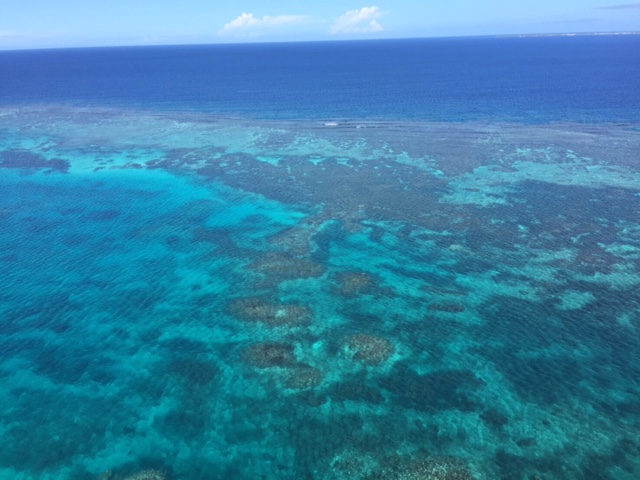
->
<box><xmin>2</xmin><ymin>36</ymin><xmax>639</xmax><ymax>122</ymax></box>
<box><xmin>1</xmin><ymin>36</ymin><xmax>640</xmax><ymax>480</ymax></box>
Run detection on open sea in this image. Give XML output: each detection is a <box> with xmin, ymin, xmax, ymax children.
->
<box><xmin>0</xmin><ymin>35</ymin><xmax>640</xmax><ymax>480</ymax></box>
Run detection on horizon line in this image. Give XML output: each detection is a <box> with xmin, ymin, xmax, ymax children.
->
<box><xmin>1</xmin><ymin>30</ymin><xmax>639</xmax><ymax>53</ymax></box>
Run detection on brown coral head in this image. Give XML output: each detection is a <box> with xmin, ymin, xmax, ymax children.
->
<box><xmin>229</xmin><ymin>297</ymin><xmax>312</xmax><ymax>327</ymax></box>
<box><xmin>345</xmin><ymin>333</ymin><xmax>395</xmax><ymax>366</ymax></box>
<box><xmin>243</xmin><ymin>342</ymin><xmax>298</xmax><ymax>369</ymax></box>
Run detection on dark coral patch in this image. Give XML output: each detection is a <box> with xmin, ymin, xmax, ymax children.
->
<box><xmin>166</xmin><ymin>355</ymin><xmax>220</xmax><ymax>386</ymax></box>
<box><xmin>81</xmin><ymin>209</ymin><xmax>121</xmax><ymax>221</ymax></box>
<box><xmin>62</xmin><ymin>233</ymin><xmax>92</xmax><ymax>247</ymax></box>
<box><xmin>248</xmin><ymin>252</ymin><xmax>324</xmax><ymax>280</ymax></box>
<box><xmin>243</xmin><ymin>343</ymin><xmax>297</xmax><ymax>369</ymax></box>
<box><xmin>160</xmin><ymin>337</ymin><xmax>209</xmax><ymax>355</ymax></box>
<box><xmin>34</xmin><ymin>346</ymin><xmax>89</xmax><ymax>384</ymax></box>
<box><xmin>378</xmin><ymin>363</ymin><xmax>483</xmax><ymax>413</ymax></box>
<box><xmin>480</xmin><ymin>408</ymin><xmax>509</xmax><ymax>430</ymax></box>
<box><xmin>428</xmin><ymin>303</ymin><xmax>466</xmax><ymax>313</ymax></box>
<box><xmin>0</xmin><ymin>149</ymin><xmax>70</xmax><ymax>173</ymax></box>
<box><xmin>328</xmin><ymin>379</ymin><xmax>385</xmax><ymax>404</ymax></box>
<box><xmin>269</xmin><ymin>227</ymin><xmax>315</xmax><ymax>256</ymax></box>
<box><xmin>295</xmin><ymin>391</ymin><xmax>328</xmax><ymax>407</ymax></box>
<box><xmin>333</xmin><ymin>271</ymin><xmax>378</xmax><ymax>297</ymax></box>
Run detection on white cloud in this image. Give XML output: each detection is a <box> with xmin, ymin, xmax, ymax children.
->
<box><xmin>330</xmin><ymin>6</ymin><xmax>384</xmax><ymax>34</ymax></box>
<box><xmin>219</xmin><ymin>12</ymin><xmax>311</xmax><ymax>36</ymax></box>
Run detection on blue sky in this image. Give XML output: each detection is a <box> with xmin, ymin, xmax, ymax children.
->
<box><xmin>1</xmin><ymin>1</ymin><xmax>639</xmax><ymax>49</ymax></box>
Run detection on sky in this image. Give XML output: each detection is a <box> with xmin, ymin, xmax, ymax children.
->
<box><xmin>1</xmin><ymin>0</ymin><xmax>639</xmax><ymax>49</ymax></box>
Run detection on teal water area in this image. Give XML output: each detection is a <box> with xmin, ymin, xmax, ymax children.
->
<box><xmin>1</xmin><ymin>107</ymin><xmax>640</xmax><ymax>480</ymax></box>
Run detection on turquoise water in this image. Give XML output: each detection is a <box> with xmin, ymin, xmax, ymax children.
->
<box><xmin>1</xmin><ymin>107</ymin><xmax>640</xmax><ymax>480</ymax></box>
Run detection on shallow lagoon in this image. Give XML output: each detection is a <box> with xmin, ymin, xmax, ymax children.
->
<box><xmin>1</xmin><ymin>106</ymin><xmax>640</xmax><ymax>479</ymax></box>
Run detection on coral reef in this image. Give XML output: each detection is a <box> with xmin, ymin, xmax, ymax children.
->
<box><xmin>123</xmin><ymin>470</ymin><xmax>167</xmax><ymax>480</ymax></box>
<box><xmin>308</xmin><ymin>204</ymin><xmax>368</xmax><ymax>234</ymax></box>
<box><xmin>97</xmin><ymin>470</ymin><xmax>167</xmax><ymax>480</ymax></box>
<box><xmin>333</xmin><ymin>271</ymin><xmax>377</xmax><ymax>297</ymax></box>
<box><xmin>269</xmin><ymin>227</ymin><xmax>315</xmax><ymax>255</ymax></box>
<box><xmin>345</xmin><ymin>334</ymin><xmax>395</xmax><ymax>366</ymax></box>
<box><xmin>284</xmin><ymin>365</ymin><xmax>324</xmax><ymax>389</ymax></box>
<box><xmin>249</xmin><ymin>252</ymin><xmax>324</xmax><ymax>279</ymax></box>
<box><xmin>327</xmin><ymin>453</ymin><xmax>477</xmax><ymax>480</ymax></box>
<box><xmin>363</xmin><ymin>456</ymin><xmax>476</xmax><ymax>480</ymax></box>
<box><xmin>229</xmin><ymin>297</ymin><xmax>312</xmax><ymax>327</ymax></box>
<box><xmin>391</xmin><ymin>457</ymin><xmax>476</xmax><ymax>480</ymax></box>
<box><xmin>243</xmin><ymin>342</ymin><xmax>298</xmax><ymax>368</ymax></box>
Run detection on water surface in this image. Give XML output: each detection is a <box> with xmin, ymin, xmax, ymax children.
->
<box><xmin>0</xmin><ymin>37</ymin><xmax>640</xmax><ymax>480</ymax></box>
